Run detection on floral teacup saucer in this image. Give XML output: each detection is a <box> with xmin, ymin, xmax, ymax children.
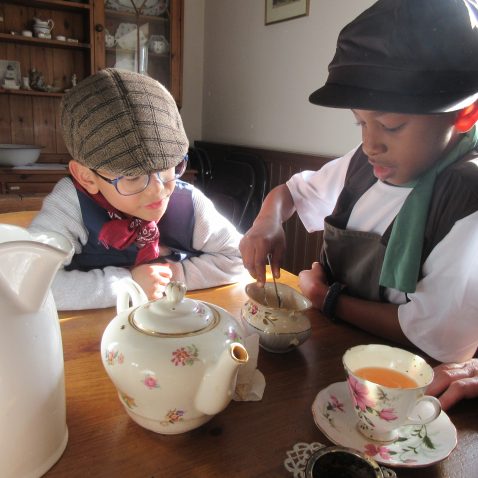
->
<box><xmin>311</xmin><ymin>382</ymin><xmax>457</xmax><ymax>467</ymax></box>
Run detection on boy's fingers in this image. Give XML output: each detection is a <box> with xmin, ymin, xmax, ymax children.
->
<box><xmin>427</xmin><ymin>363</ymin><xmax>466</xmax><ymax>396</ymax></box>
<box><xmin>438</xmin><ymin>377</ymin><xmax>478</xmax><ymax>410</ymax></box>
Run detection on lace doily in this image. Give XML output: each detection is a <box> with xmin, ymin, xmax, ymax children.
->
<box><xmin>283</xmin><ymin>442</ymin><xmax>326</xmax><ymax>478</ymax></box>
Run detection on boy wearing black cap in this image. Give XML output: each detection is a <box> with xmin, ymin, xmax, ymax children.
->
<box><xmin>240</xmin><ymin>0</ymin><xmax>478</xmax><ymax>363</ymax></box>
<box><xmin>30</xmin><ymin>69</ymin><xmax>245</xmax><ymax>310</ymax></box>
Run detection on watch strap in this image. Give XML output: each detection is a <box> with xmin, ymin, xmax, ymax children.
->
<box><xmin>322</xmin><ymin>282</ymin><xmax>345</xmax><ymax>322</ymax></box>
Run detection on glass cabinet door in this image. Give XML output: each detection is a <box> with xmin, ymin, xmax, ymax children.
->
<box><xmin>101</xmin><ymin>0</ymin><xmax>182</xmax><ymax>104</ymax></box>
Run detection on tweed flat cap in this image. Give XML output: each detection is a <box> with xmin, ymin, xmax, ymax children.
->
<box><xmin>60</xmin><ymin>68</ymin><xmax>188</xmax><ymax>175</ymax></box>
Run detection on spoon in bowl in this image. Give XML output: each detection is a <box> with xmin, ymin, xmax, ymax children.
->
<box><xmin>267</xmin><ymin>253</ymin><xmax>282</xmax><ymax>308</ymax></box>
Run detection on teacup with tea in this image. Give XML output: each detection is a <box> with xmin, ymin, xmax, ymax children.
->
<box><xmin>343</xmin><ymin>344</ymin><xmax>441</xmax><ymax>442</ymax></box>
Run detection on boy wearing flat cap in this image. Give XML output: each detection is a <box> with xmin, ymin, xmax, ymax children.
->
<box><xmin>240</xmin><ymin>0</ymin><xmax>478</xmax><ymax>363</ymax></box>
<box><xmin>30</xmin><ymin>69</ymin><xmax>244</xmax><ymax>310</ymax></box>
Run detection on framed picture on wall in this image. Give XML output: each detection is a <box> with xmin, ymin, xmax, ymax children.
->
<box><xmin>265</xmin><ymin>0</ymin><xmax>310</xmax><ymax>25</ymax></box>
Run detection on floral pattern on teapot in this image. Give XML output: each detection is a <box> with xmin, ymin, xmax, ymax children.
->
<box><xmin>171</xmin><ymin>344</ymin><xmax>200</xmax><ymax>366</ymax></box>
<box><xmin>225</xmin><ymin>327</ymin><xmax>243</xmax><ymax>343</ymax></box>
<box><xmin>161</xmin><ymin>409</ymin><xmax>186</xmax><ymax>426</ymax></box>
<box><xmin>142</xmin><ymin>373</ymin><xmax>160</xmax><ymax>389</ymax></box>
<box><xmin>120</xmin><ymin>391</ymin><xmax>137</xmax><ymax>409</ymax></box>
<box><xmin>105</xmin><ymin>347</ymin><xmax>124</xmax><ymax>366</ymax></box>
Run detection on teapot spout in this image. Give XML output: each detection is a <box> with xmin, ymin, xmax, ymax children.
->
<box><xmin>194</xmin><ymin>342</ymin><xmax>248</xmax><ymax>416</ymax></box>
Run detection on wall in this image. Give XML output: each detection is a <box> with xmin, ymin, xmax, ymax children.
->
<box><xmin>182</xmin><ymin>0</ymin><xmax>375</xmax><ymax>157</ymax></box>
<box><xmin>180</xmin><ymin>0</ymin><xmax>205</xmax><ymax>143</ymax></box>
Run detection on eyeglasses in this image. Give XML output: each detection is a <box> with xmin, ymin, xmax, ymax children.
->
<box><xmin>93</xmin><ymin>156</ymin><xmax>188</xmax><ymax>196</ymax></box>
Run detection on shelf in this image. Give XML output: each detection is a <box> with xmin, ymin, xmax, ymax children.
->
<box><xmin>0</xmin><ymin>33</ymin><xmax>90</xmax><ymax>50</ymax></box>
<box><xmin>0</xmin><ymin>0</ymin><xmax>182</xmax><ymax>201</ymax></box>
<box><xmin>0</xmin><ymin>88</ymin><xmax>64</xmax><ymax>98</ymax></box>
<box><xmin>105</xmin><ymin>9</ymin><xmax>168</xmax><ymax>24</ymax></box>
<box><xmin>105</xmin><ymin>47</ymin><xmax>169</xmax><ymax>59</ymax></box>
<box><xmin>5</xmin><ymin>0</ymin><xmax>91</xmax><ymax>13</ymax></box>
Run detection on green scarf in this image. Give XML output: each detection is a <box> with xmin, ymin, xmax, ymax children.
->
<box><xmin>379</xmin><ymin>126</ymin><xmax>478</xmax><ymax>293</ymax></box>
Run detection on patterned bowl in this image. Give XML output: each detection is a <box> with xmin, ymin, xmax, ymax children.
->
<box><xmin>241</xmin><ymin>282</ymin><xmax>312</xmax><ymax>353</ymax></box>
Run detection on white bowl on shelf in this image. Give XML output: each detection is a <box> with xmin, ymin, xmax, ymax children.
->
<box><xmin>0</xmin><ymin>144</ymin><xmax>42</xmax><ymax>166</ymax></box>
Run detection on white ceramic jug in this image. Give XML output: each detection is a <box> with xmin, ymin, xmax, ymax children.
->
<box><xmin>32</xmin><ymin>17</ymin><xmax>54</xmax><ymax>31</ymax></box>
<box><xmin>0</xmin><ymin>224</ymin><xmax>73</xmax><ymax>478</ymax></box>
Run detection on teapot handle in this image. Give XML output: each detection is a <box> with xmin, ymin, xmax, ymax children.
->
<box><xmin>116</xmin><ymin>278</ymin><xmax>148</xmax><ymax>313</ymax></box>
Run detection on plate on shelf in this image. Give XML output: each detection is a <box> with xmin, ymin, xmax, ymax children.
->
<box><xmin>311</xmin><ymin>381</ymin><xmax>457</xmax><ymax>468</ymax></box>
<box><xmin>115</xmin><ymin>23</ymin><xmax>149</xmax><ymax>50</ymax></box>
<box><xmin>106</xmin><ymin>0</ymin><xmax>169</xmax><ymax>16</ymax></box>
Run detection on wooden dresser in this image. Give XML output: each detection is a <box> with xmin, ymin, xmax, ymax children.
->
<box><xmin>0</xmin><ymin>0</ymin><xmax>184</xmax><ymax>211</ymax></box>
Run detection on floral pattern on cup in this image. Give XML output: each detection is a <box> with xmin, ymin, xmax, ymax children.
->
<box><xmin>160</xmin><ymin>408</ymin><xmax>185</xmax><ymax>426</ymax></box>
<box><xmin>171</xmin><ymin>344</ymin><xmax>199</xmax><ymax>366</ymax></box>
<box><xmin>363</xmin><ymin>424</ymin><xmax>437</xmax><ymax>464</ymax></box>
<box><xmin>322</xmin><ymin>394</ymin><xmax>345</xmax><ymax>428</ymax></box>
<box><xmin>320</xmin><ymin>389</ymin><xmax>439</xmax><ymax>465</ymax></box>
<box><xmin>142</xmin><ymin>373</ymin><xmax>160</xmax><ymax>389</ymax></box>
<box><xmin>346</xmin><ymin>373</ymin><xmax>399</xmax><ymax>429</ymax></box>
<box><xmin>105</xmin><ymin>347</ymin><xmax>124</xmax><ymax>366</ymax></box>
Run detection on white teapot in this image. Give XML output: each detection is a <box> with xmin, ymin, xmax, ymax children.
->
<box><xmin>101</xmin><ymin>279</ymin><xmax>249</xmax><ymax>434</ymax></box>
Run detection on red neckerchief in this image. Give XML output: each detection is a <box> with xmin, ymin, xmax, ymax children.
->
<box><xmin>73</xmin><ymin>178</ymin><xmax>160</xmax><ymax>265</ymax></box>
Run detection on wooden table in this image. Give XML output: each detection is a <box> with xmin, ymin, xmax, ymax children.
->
<box><xmin>35</xmin><ymin>271</ymin><xmax>475</xmax><ymax>478</ymax></box>
<box><xmin>0</xmin><ymin>210</ymin><xmax>38</xmax><ymax>227</ymax></box>
<box><xmin>1</xmin><ymin>211</ymin><xmax>476</xmax><ymax>477</ymax></box>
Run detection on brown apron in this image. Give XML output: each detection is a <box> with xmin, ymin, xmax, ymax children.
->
<box><xmin>321</xmin><ymin>219</ymin><xmax>386</xmax><ymax>301</ymax></box>
<box><xmin>319</xmin><ymin>146</ymin><xmax>478</xmax><ymax>303</ymax></box>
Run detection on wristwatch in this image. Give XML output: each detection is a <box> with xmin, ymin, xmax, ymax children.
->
<box><xmin>322</xmin><ymin>282</ymin><xmax>345</xmax><ymax>322</ymax></box>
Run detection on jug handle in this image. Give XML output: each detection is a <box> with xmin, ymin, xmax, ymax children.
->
<box><xmin>116</xmin><ymin>278</ymin><xmax>148</xmax><ymax>313</ymax></box>
<box><xmin>48</xmin><ymin>19</ymin><xmax>55</xmax><ymax>30</ymax></box>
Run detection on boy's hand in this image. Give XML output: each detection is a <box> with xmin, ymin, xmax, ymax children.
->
<box><xmin>298</xmin><ymin>262</ymin><xmax>329</xmax><ymax>309</ymax></box>
<box><xmin>240</xmin><ymin>217</ymin><xmax>285</xmax><ymax>286</ymax></box>
<box><xmin>426</xmin><ymin>359</ymin><xmax>478</xmax><ymax>410</ymax></box>
<box><xmin>131</xmin><ymin>263</ymin><xmax>173</xmax><ymax>300</ymax></box>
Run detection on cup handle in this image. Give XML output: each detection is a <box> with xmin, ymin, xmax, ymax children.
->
<box><xmin>405</xmin><ymin>395</ymin><xmax>441</xmax><ymax>426</ymax></box>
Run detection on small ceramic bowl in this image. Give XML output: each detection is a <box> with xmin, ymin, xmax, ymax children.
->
<box><xmin>241</xmin><ymin>282</ymin><xmax>312</xmax><ymax>353</ymax></box>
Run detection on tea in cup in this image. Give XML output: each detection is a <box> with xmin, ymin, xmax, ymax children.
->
<box><xmin>343</xmin><ymin>344</ymin><xmax>441</xmax><ymax>442</ymax></box>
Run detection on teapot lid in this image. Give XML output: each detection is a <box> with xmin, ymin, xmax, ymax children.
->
<box><xmin>130</xmin><ymin>282</ymin><xmax>218</xmax><ymax>336</ymax></box>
